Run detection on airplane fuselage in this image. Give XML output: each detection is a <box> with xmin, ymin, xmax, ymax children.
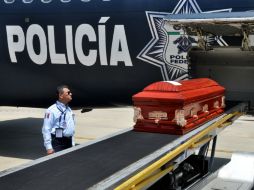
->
<box><xmin>1</xmin><ymin>0</ymin><xmax>254</xmax><ymax>107</ymax></box>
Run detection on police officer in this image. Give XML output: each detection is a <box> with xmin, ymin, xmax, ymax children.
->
<box><xmin>42</xmin><ymin>85</ymin><xmax>75</xmax><ymax>155</ymax></box>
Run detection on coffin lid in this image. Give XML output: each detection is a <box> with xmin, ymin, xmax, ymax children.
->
<box><xmin>143</xmin><ymin>78</ymin><xmax>219</xmax><ymax>92</ymax></box>
<box><xmin>133</xmin><ymin>78</ymin><xmax>225</xmax><ymax>104</ymax></box>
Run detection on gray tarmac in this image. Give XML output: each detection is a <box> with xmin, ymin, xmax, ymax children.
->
<box><xmin>0</xmin><ymin>106</ymin><xmax>253</xmax><ymax>172</ymax></box>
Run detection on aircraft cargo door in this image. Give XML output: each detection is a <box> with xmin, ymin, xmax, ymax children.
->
<box><xmin>188</xmin><ymin>47</ymin><xmax>254</xmax><ymax>107</ymax></box>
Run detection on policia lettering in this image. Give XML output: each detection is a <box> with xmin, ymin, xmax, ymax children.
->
<box><xmin>6</xmin><ymin>17</ymin><xmax>132</xmax><ymax>66</ymax></box>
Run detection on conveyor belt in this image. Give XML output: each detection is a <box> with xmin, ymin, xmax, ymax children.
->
<box><xmin>0</xmin><ymin>131</ymin><xmax>178</xmax><ymax>190</ymax></box>
<box><xmin>0</xmin><ymin>101</ymin><xmax>248</xmax><ymax>190</ymax></box>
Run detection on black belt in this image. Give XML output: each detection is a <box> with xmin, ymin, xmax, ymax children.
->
<box><xmin>51</xmin><ymin>134</ymin><xmax>72</xmax><ymax>139</ymax></box>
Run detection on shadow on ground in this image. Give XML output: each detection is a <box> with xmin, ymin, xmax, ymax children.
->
<box><xmin>0</xmin><ymin>118</ymin><xmax>45</xmax><ymax>159</ymax></box>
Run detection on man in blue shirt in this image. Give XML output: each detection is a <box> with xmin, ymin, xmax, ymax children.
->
<box><xmin>42</xmin><ymin>85</ymin><xmax>75</xmax><ymax>155</ymax></box>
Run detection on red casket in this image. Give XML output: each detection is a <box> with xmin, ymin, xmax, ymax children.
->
<box><xmin>132</xmin><ymin>78</ymin><xmax>225</xmax><ymax>135</ymax></box>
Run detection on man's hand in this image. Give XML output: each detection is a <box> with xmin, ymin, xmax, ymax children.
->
<box><xmin>47</xmin><ymin>149</ymin><xmax>54</xmax><ymax>155</ymax></box>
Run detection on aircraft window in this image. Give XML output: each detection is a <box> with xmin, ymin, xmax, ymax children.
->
<box><xmin>4</xmin><ymin>0</ymin><xmax>15</xmax><ymax>3</ymax></box>
<box><xmin>41</xmin><ymin>0</ymin><xmax>52</xmax><ymax>3</ymax></box>
<box><xmin>61</xmin><ymin>0</ymin><xmax>71</xmax><ymax>2</ymax></box>
<box><xmin>81</xmin><ymin>0</ymin><xmax>91</xmax><ymax>2</ymax></box>
<box><xmin>23</xmin><ymin>0</ymin><xmax>33</xmax><ymax>3</ymax></box>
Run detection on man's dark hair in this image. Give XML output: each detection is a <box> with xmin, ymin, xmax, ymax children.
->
<box><xmin>56</xmin><ymin>85</ymin><xmax>69</xmax><ymax>97</ymax></box>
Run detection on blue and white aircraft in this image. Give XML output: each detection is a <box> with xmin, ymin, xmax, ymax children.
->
<box><xmin>1</xmin><ymin>0</ymin><xmax>254</xmax><ymax>107</ymax></box>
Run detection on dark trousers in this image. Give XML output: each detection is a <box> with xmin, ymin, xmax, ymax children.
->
<box><xmin>51</xmin><ymin>134</ymin><xmax>72</xmax><ymax>152</ymax></box>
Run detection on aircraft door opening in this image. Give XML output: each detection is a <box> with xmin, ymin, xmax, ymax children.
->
<box><xmin>188</xmin><ymin>47</ymin><xmax>254</xmax><ymax>108</ymax></box>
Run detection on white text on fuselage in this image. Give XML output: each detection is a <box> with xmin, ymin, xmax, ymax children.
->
<box><xmin>6</xmin><ymin>17</ymin><xmax>132</xmax><ymax>66</ymax></box>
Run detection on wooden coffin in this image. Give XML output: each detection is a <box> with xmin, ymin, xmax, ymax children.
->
<box><xmin>132</xmin><ymin>78</ymin><xmax>225</xmax><ymax>135</ymax></box>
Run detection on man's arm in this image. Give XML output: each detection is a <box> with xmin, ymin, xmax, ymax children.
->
<box><xmin>42</xmin><ymin>111</ymin><xmax>54</xmax><ymax>154</ymax></box>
